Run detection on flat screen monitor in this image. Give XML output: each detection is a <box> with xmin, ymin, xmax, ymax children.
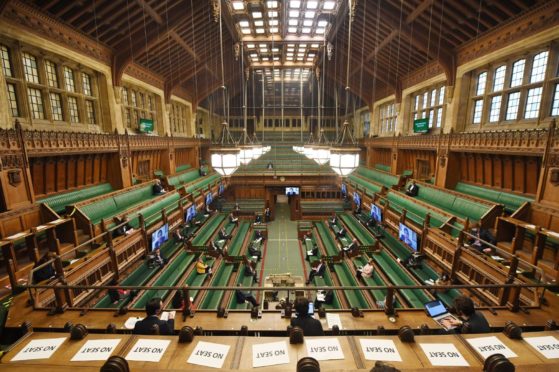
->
<box><xmin>399</xmin><ymin>223</ymin><xmax>419</xmax><ymax>252</ymax></box>
<box><xmin>205</xmin><ymin>193</ymin><xmax>213</xmax><ymax>206</ymax></box>
<box><xmin>353</xmin><ymin>191</ymin><xmax>361</xmax><ymax>206</ymax></box>
<box><xmin>286</xmin><ymin>187</ymin><xmax>299</xmax><ymax>196</ymax></box>
<box><xmin>341</xmin><ymin>183</ymin><xmax>347</xmax><ymax>195</ymax></box>
<box><xmin>370</xmin><ymin>203</ymin><xmax>382</xmax><ymax>223</ymax></box>
<box><xmin>151</xmin><ymin>223</ymin><xmax>169</xmax><ymax>251</ymax></box>
<box><xmin>218</xmin><ymin>183</ymin><xmax>225</xmax><ymax>195</ymax></box>
<box><xmin>185</xmin><ymin>205</ymin><xmax>197</xmax><ymax>222</ymax></box>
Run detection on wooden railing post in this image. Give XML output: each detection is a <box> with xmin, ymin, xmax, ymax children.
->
<box><xmin>384</xmin><ymin>287</ymin><xmax>395</xmax><ymax>316</ymax></box>
<box><xmin>508</xmin><ymin>284</ymin><xmax>521</xmax><ymax>313</ymax></box>
<box><xmin>450</xmin><ymin>246</ymin><xmax>462</xmax><ymax>281</ymax></box>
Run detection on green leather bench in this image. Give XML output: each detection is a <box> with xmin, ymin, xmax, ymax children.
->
<box><xmin>347</xmin><ymin>174</ymin><xmax>384</xmax><ymax>194</ymax></box>
<box><xmin>229</xmin><ymin>266</ymin><xmax>257</xmax><ymax>310</ymax></box>
<box><xmin>191</xmin><ymin>214</ymin><xmax>226</xmax><ymax>246</ymax></box>
<box><xmin>407</xmin><ymin>181</ymin><xmax>492</xmax><ymax>222</ymax></box>
<box><xmin>184</xmin><ymin>173</ymin><xmax>221</xmax><ymax>195</ymax></box>
<box><xmin>78</xmin><ymin>183</ymin><xmax>159</xmax><ymax>225</ymax></box>
<box><xmin>227</xmin><ymin>222</ymin><xmax>250</xmax><ymax>256</ymax></box>
<box><xmin>199</xmin><ymin>263</ymin><xmax>235</xmax><ymax>309</ymax></box>
<box><xmin>132</xmin><ymin>251</ymin><xmax>195</xmax><ymax>309</ymax></box>
<box><xmin>125</xmin><ymin>192</ymin><xmax>181</xmax><ymax>229</ymax></box>
<box><xmin>355</xmin><ymin>167</ymin><xmax>400</xmax><ymax>188</ymax></box>
<box><xmin>175</xmin><ymin>164</ymin><xmax>192</xmax><ymax>173</ymax></box>
<box><xmin>455</xmin><ymin>182</ymin><xmax>533</xmax><ymax>214</ymax></box>
<box><xmin>375</xmin><ymin>164</ymin><xmax>391</xmax><ymax>173</ymax></box>
<box><xmin>180</xmin><ymin>256</ymin><xmax>215</xmax><ymax>301</ymax></box>
<box><xmin>154</xmin><ymin>170</ymin><xmax>164</xmax><ymax>178</ymax></box>
<box><xmin>94</xmin><ymin>239</ymin><xmax>182</xmax><ymax>308</ymax></box>
<box><xmin>313</xmin><ymin>271</ymin><xmax>341</xmax><ymax>309</ymax></box>
<box><xmin>167</xmin><ymin>169</ymin><xmax>200</xmax><ymax>187</ymax></box>
<box><xmin>386</xmin><ymin>192</ymin><xmax>449</xmax><ymax>228</ymax></box>
<box><xmin>332</xmin><ymin>262</ymin><xmax>370</xmax><ymax>309</ymax></box>
<box><xmin>316</xmin><ymin>222</ymin><xmax>341</xmax><ymax>256</ymax></box>
<box><xmin>302</xmin><ymin>201</ymin><xmax>344</xmax><ymax>214</ymax></box>
<box><xmin>38</xmin><ymin>183</ymin><xmax>113</xmax><ymax>214</ymax></box>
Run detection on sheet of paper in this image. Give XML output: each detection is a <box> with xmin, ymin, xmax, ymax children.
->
<box><xmin>420</xmin><ymin>343</ymin><xmax>469</xmax><ymax>367</ymax></box>
<box><xmin>524</xmin><ymin>336</ymin><xmax>559</xmax><ymax>359</ymax></box>
<box><xmin>124</xmin><ymin>316</ymin><xmax>143</xmax><ymax>329</ymax></box>
<box><xmin>326</xmin><ymin>313</ymin><xmax>343</xmax><ymax>330</ymax></box>
<box><xmin>466</xmin><ymin>336</ymin><xmax>517</xmax><ymax>359</ymax></box>
<box><xmin>160</xmin><ymin>311</ymin><xmax>175</xmax><ymax>321</ymax></box>
<box><xmin>359</xmin><ymin>339</ymin><xmax>402</xmax><ymax>362</ymax></box>
<box><xmin>125</xmin><ymin>339</ymin><xmax>170</xmax><ymax>362</ymax></box>
<box><xmin>187</xmin><ymin>341</ymin><xmax>230</xmax><ymax>369</ymax></box>
<box><xmin>252</xmin><ymin>341</ymin><xmax>290</xmax><ymax>368</ymax></box>
<box><xmin>11</xmin><ymin>337</ymin><xmax>66</xmax><ymax>361</ymax></box>
<box><xmin>71</xmin><ymin>339</ymin><xmax>121</xmax><ymax>361</ymax></box>
<box><xmin>305</xmin><ymin>338</ymin><xmax>344</xmax><ymax>361</ymax></box>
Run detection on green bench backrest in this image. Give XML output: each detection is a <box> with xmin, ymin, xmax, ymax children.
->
<box><xmin>455</xmin><ymin>182</ymin><xmax>533</xmax><ymax>213</ymax></box>
<box><xmin>113</xmin><ymin>185</ymin><xmax>153</xmax><ymax>211</ymax></box>
<box><xmin>356</xmin><ymin>167</ymin><xmax>399</xmax><ymax>188</ymax></box>
<box><xmin>175</xmin><ymin>164</ymin><xmax>192</xmax><ymax>173</ymax></box>
<box><xmin>168</xmin><ymin>169</ymin><xmax>200</xmax><ymax>187</ymax></box>
<box><xmin>80</xmin><ymin>198</ymin><xmax>118</xmax><ymax>223</ymax></box>
<box><xmin>127</xmin><ymin>193</ymin><xmax>181</xmax><ymax>228</ymax></box>
<box><xmin>39</xmin><ymin>183</ymin><xmax>113</xmax><ymax>213</ymax></box>
<box><xmin>375</xmin><ymin>163</ymin><xmax>391</xmax><ymax>173</ymax></box>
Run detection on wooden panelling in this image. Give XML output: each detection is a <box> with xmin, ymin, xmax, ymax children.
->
<box><xmin>131</xmin><ymin>150</ymin><xmax>163</xmax><ymax>178</ymax></box>
<box><xmin>30</xmin><ymin>155</ymin><xmax>111</xmax><ymax>198</ymax></box>
<box><xmin>397</xmin><ymin>149</ymin><xmax>436</xmax><ymax>176</ymax></box>
<box><xmin>175</xmin><ymin>148</ymin><xmax>198</xmax><ymax>170</ymax></box>
<box><xmin>458</xmin><ymin>153</ymin><xmax>541</xmax><ymax>196</ymax></box>
<box><xmin>368</xmin><ymin>148</ymin><xmax>391</xmax><ymax>168</ymax></box>
<box><xmin>233</xmin><ymin>186</ymin><xmax>265</xmax><ymax>200</ymax></box>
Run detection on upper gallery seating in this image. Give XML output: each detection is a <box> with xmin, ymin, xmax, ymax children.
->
<box><xmin>37</xmin><ymin>183</ymin><xmax>114</xmax><ymax>214</ymax></box>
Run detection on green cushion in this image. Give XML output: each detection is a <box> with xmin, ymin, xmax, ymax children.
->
<box><xmin>356</xmin><ymin>167</ymin><xmax>399</xmax><ymax>188</ymax></box>
<box><xmin>39</xmin><ymin>183</ymin><xmax>113</xmax><ymax>214</ymax></box>
<box><xmin>175</xmin><ymin>164</ymin><xmax>192</xmax><ymax>173</ymax></box>
<box><xmin>455</xmin><ymin>182</ymin><xmax>533</xmax><ymax>213</ymax></box>
<box><xmin>375</xmin><ymin>164</ymin><xmax>391</xmax><ymax>173</ymax></box>
<box><xmin>80</xmin><ymin>198</ymin><xmax>118</xmax><ymax>224</ymax></box>
<box><xmin>168</xmin><ymin>169</ymin><xmax>200</xmax><ymax>187</ymax></box>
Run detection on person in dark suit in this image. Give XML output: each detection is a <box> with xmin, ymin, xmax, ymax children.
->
<box><xmin>443</xmin><ymin>295</ymin><xmax>490</xmax><ymax>334</ymax></box>
<box><xmin>113</xmin><ymin>216</ymin><xmax>134</xmax><ymax>238</ymax></box>
<box><xmin>329</xmin><ymin>213</ymin><xmax>338</xmax><ymax>226</ymax></box>
<box><xmin>152</xmin><ymin>180</ymin><xmax>166</xmax><ymax>195</ymax></box>
<box><xmin>306</xmin><ymin>258</ymin><xmax>326</xmax><ymax>284</ymax></box>
<box><xmin>152</xmin><ymin>247</ymin><xmax>167</xmax><ymax>266</ymax></box>
<box><xmin>32</xmin><ymin>252</ymin><xmax>56</xmax><ymax>283</ymax></box>
<box><xmin>235</xmin><ymin>284</ymin><xmax>258</xmax><ymax>307</ymax></box>
<box><xmin>405</xmin><ymin>181</ymin><xmax>419</xmax><ymax>197</ymax></box>
<box><xmin>244</xmin><ymin>260</ymin><xmax>258</xmax><ymax>283</ymax></box>
<box><xmin>342</xmin><ymin>238</ymin><xmax>358</xmax><ymax>256</ymax></box>
<box><xmin>290</xmin><ymin>297</ymin><xmax>324</xmax><ymax>336</ymax></box>
<box><xmin>133</xmin><ymin>297</ymin><xmax>175</xmax><ymax>335</ymax></box>
<box><xmin>336</xmin><ymin>227</ymin><xmax>346</xmax><ymax>238</ymax></box>
<box><xmin>219</xmin><ymin>227</ymin><xmax>231</xmax><ymax>240</ymax></box>
<box><xmin>306</xmin><ymin>244</ymin><xmax>319</xmax><ymax>261</ymax></box>
<box><xmin>264</xmin><ymin>207</ymin><xmax>271</xmax><ymax>222</ymax></box>
<box><xmin>229</xmin><ymin>212</ymin><xmax>239</xmax><ymax>225</ymax></box>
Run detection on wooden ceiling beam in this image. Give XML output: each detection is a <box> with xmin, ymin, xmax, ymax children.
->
<box><xmin>405</xmin><ymin>0</ymin><xmax>435</xmax><ymax>24</ymax></box>
<box><xmin>136</xmin><ymin>0</ymin><xmax>163</xmax><ymax>24</ymax></box>
<box><xmin>365</xmin><ymin>30</ymin><xmax>399</xmax><ymax>63</ymax></box>
<box><xmin>112</xmin><ymin>0</ymin><xmax>189</xmax><ymax>86</ymax></box>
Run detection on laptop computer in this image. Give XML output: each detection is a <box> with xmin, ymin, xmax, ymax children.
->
<box><xmin>424</xmin><ymin>300</ymin><xmax>460</xmax><ymax>331</ymax></box>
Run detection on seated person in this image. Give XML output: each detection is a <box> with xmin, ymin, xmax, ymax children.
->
<box><xmin>244</xmin><ymin>260</ymin><xmax>258</xmax><ymax>283</ymax></box>
<box><xmin>266</xmin><ymin>162</ymin><xmax>274</xmax><ymax>170</ymax></box>
<box><xmin>108</xmin><ymin>278</ymin><xmax>132</xmax><ymax>304</ymax></box>
<box><xmin>306</xmin><ymin>244</ymin><xmax>319</xmax><ymax>261</ymax></box>
<box><xmin>468</xmin><ymin>223</ymin><xmax>496</xmax><ymax>254</ymax></box>
<box><xmin>254</xmin><ymin>230</ymin><xmax>265</xmax><ymax>243</ymax></box>
<box><xmin>219</xmin><ymin>227</ymin><xmax>231</xmax><ymax>240</ymax></box>
<box><xmin>376</xmin><ymin>295</ymin><xmax>396</xmax><ymax>310</ymax></box>
<box><xmin>354</xmin><ymin>205</ymin><xmax>362</xmax><ymax>214</ymax></box>
<box><xmin>342</xmin><ymin>238</ymin><xmax>358</xmax><ymax>255</ymax></box>
<box><xmin>290</xmin><ymin>297</ymin><xmax>324</xmax><ymax>336</ymax></box>
<box><xmin>209</xmin><ymin>240</ymin><xmax>224</xmax><ymax>255</ymax></box>
<box><xmin>442</xmin><ymin>295</ymin><xmax>490</xmax><ymax>334</ymax></box>
<box><xmin>235</xmin><ymin>283</ymin><xmax>258</xmax><ymax>307</ymax></box>
<box><xmin>434</xmin><ymin>273</ymin><xmax>451</xmax><ymax>294</ymax></box>
<box><xmin>366</xmin><ymin>216</ymin><xmax>377</xmax><ymax>228</ymax></box>
<box><xmin>336</xmin><ymin>227</ymin><xmax>346</xmax><ymax>238</ymax></box>
<box><xmin>248</xmin><ymin>243</ymin><xmax>262</xmax><ymax>259</ymax></box>
<box><xmin>234</xmin><ymin>202</ymin><xmax>240</xmax><ymax>211</ymax></box>
<box><xmin>173</xmin><ymin>228</ymin><xmax>186</xmax><ymax>243</ymax></box>
<box><xmin>32</xmin><ymin>252</ymin><xmax>56</xmax><ymax>283</ymax></box>
<box><xmin>133</xmin><ymin>297</ymin><xmax>175</xmax><ymax>335</ymax></box>
<box><xmin>314</xmin><ymin>289</ymin><xmax>334</xmax><ymax>309</ymax></box>
<box><xmin>112</xmin><ymin>216</ymin><xmax>134</xmax><ymax>238</ymax></box>
<box><xmin>152</xmin><ymin>247</ymin><xmax>167</xmax><ymax>267</ymax></box>
<box><xmin>254</xmin><ymin>213</ymin><xmax>262</xmax><ymax>224</ymax></box>
<box><xmin>229</xmin><ymin>212</ymin><xmax>238</xmax><ymax>225</ymax></box>
<box><xmin>152</xmin><ymin>180</ymin><xmax>166</xmax><ymax>195</ymax></box>
<box><xmin>356</xmin><ymin>258</ymin><xmax>374</xmax><ymax>279</ymax></box>
<box><xmin>199</xmin><ymin>167</ymin><xmax>207</xmax><ymax>176</ymax></box>
<box><xmin>302</xmin><ymin>232</ymin><xmax>312</xmax><ymax>242</ymax></box>
<box><xmin>405</xmin><ymin>180</ymin><xmax>419</xmax><ymax>197</ymax></box>
<box><xmin>204</xmin><ymin>203</ymin><xmax>214</xmax><ymax>216</ymax></box>
<box><xmin>171</xmin><ymin>290</ymin><xmax>190</xmax><ymax>312</ymax></box>
<box><xmin>329</xmin><ymin>213</ymin><xmax>338</xmax><ymax>226</ymax></box>
<box><xmin>397</xmin><ymin>254</ymin><xmax>421</xmax><ymax>269</ymax></box>
<box><xmin>306</xmin><ymin>258</ymin><xmax>326</xmax><ymax>284</ymax></box>
<box><xmin>196</xmin><ymin>257</ymin><xmax>212</xmax><ymax>275</ymax></box>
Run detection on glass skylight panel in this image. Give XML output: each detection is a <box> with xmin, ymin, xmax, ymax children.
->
<box><xmin>299</xmin><ymin>43</ymin><xmax>307</xmax><ymax>48</ymax></box>
<box><xmin>316</xmin><ymin>28</ymin><xmax>325</xmax><ymax>34</ymax></box>
<box><xmin>311</xmin><ymin>43</ymin><xmax>319</xmax><ymax>48</ymax></box>
<box><xmin>232</xmin><ymin>1</ymin><xmax>244</xmax><ymax>10</ymax></box>
<box><xmin>239</xmin><ymin>20</ymin><xmax>249</xmax><ymax>27</ymax></box>
<box><xmin>303</xmin><ymin>20</ymin><xmax>313</xmax><ymax>26</ymax></box>
<box><xmin>323</xmin><ymin>1</ymin><xmax>336</xmax><ymax>10</ymax></box>
<box><xmin>246</xmin><ymin>43</ymin><xmax>255</xmax><ymax>48</ymax></box>
<box><xmin>269</xmin><ymin>19</ymin><xmax>279</xmax><ymax>26</ymax></box>
<box><xmin>302</xmin><ymin>28</ymin><xmax>311</xmax><ymax>34</ymax></box>
<box><xmin>308</xmin><ymin>1</ymin><xmax>318</xmax><ymax>9</ymax></box>
<box><xmin>256</xmin><ymin>28</ymin><xmax>265</xmax><ymax>34</ymax></box>
<box><xmin>289</xmin><ymin>10</ymin><xmax>299</xmax><ymax>17</ymax></box>
<box><xmin>305</xmin><ymin>11</ymin><xmax>315</xmax><ymax>18</ymax></box>
<box><xmin>271</xmin><ymin>47</ymin><xmax>279</xmax><ymax>52</ymax></box>
<box><xmin>267</xmin><ymin>1</ymin><xmax>278</xmax><ymax>8</ymax></box>
<box><xmin>250</xmin><ymin>53</ymin><xmax>258</xmax><ymax>58</ymax></box>
<box><xmin>317</xmin><ymin>20</ymin><xmax>328</xmax><ymax>27</ymax></box>
<box><xmin>289</xmin><ymin>19</ymin><xmax>298</xmax><ymax>26</ymax></box>
<box><xmin>254</xmin><ymin>20</ymin><xmax>264</xmax><ymax>27</ymax></box>
<box><xmin>242</xmin><ymin>28</ymin><xmax>251</xmax><ymax>34</ymax></box>
<box><xmin>288</xmin><ymin>27</ymin><xmax>298</xmax><ymax>33</ymax></box>
<box><xmin>252</xmin><ymin>11</ymin><xmax>262</xmax><ymax>18</ymax></box>
<box><xmin>290</xmin><ymin>0</ymin><xmax>301</xmax><ymax>8</ymax></box>
<box><xmin>268</xmin><ymin>11</ymin><xmax>278</xmax><ymax>17</ymax></box>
